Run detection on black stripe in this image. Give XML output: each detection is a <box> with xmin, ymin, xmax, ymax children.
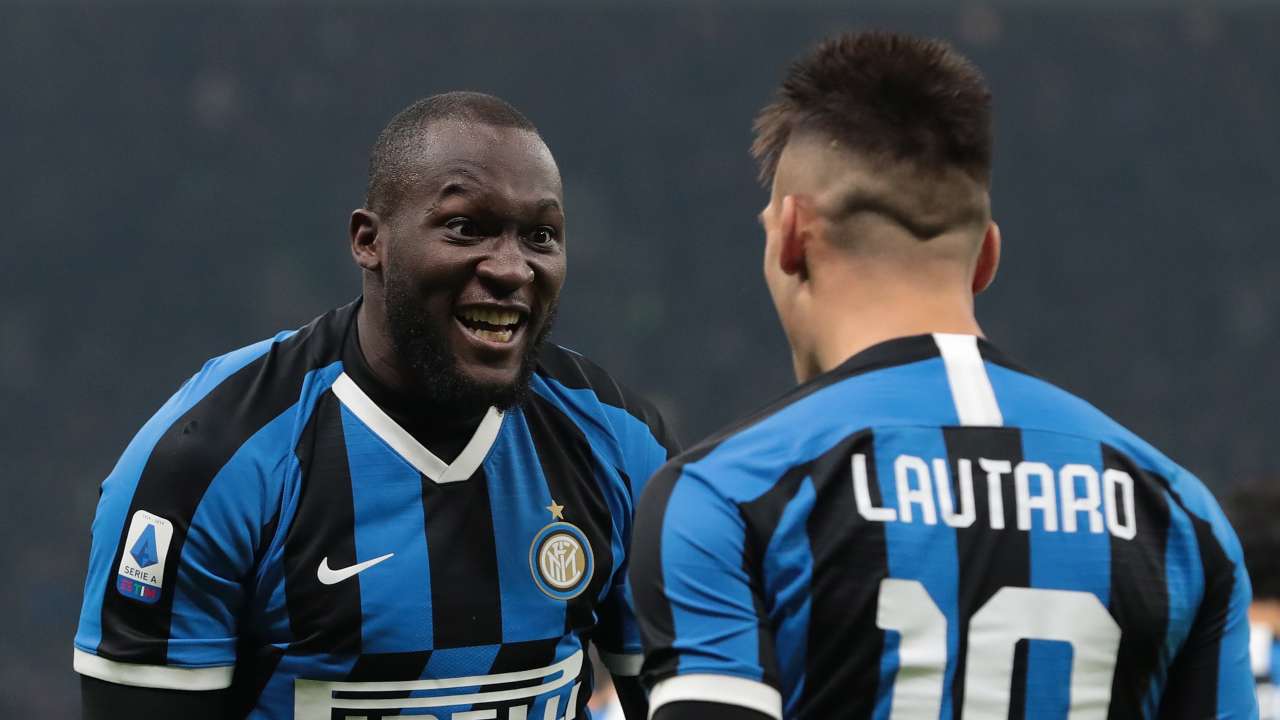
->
<box><xmin>523</xmin><ymin>394</ymin><xmax>617</xmax><ymax>637</ymax></box>
<box><xmin>338</xmin><ymin>650</ymin><xmax>433</xmax><ymax>718</ymax></box>
<box><xmin>1156</xmin><ymin>491</ymin><xmax>1236</xmax><ymax>717</ymax></box>
<box><xmin>423</xmin><ymin>466</ymin><xmax>503</xmax><ymax>648</ymax></box>
<box><xmin>97</xmin><ymin>305</ymin><xmax>351</xmax><ymax>663</ymax></box>
<box><xmin>943</xmin><ymin>427</ymin><xmax>1029</xmax><ymax>715</ymax></box>
<box><xmin>227</xmin><ymin>645</ymin><xmax>283</xmax><ymax>718</ymax></box>
<box><xmin>803</xmin><ymin>430</ymin><xmax>888</xmax><ymax>719</ymax></box>
<box><xmin>226</xmin><ymin>506</ymin><xmax>285</xmax><ymax>715</ymax></box>
<box><xmin>1102</xmin><ymin>445</ymin><xmax>1171</xmax><ymax>720</ymax></box>
<box><xmin>630</xmin><ymin>462</ymin><xmax>682</xmax><ymax>686</ymax></box>
<box><xmin>536</xmin><ymin>344</ymin><xmax>681</xmax><ymax>457</ymax></box>
<box><xmin>738</xmin><ymin>463</ymin><xmax>811</xmax><ymax>690</ymax></box>
<box><xmin>282</xmin><ymin>391</ymin><xmax>363</xmax><ymax>654</ymax></box>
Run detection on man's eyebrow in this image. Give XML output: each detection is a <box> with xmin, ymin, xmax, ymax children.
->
<box><xmin>535</xmin><ymin>198</ymin><xmax>562</xmax><ymax>213</ymax></box>
<box><xmin>437</xmin><ymin>181</ymin><xmax>475</xmax><ymax>199</ymax></box>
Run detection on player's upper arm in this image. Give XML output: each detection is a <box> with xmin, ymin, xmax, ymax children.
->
<box><xmin>74</xmin><ymin>400</ymin><xmax>286</xmax><ymax>691</ymax></box>
<box><xmin>629</xmin><ymin>463</ymin><xmax>783</xmax><ymax>720</ymax></box>
<box><xmin>1159</xmin><ymin>473</ymin><xmax>1258</xmax><ymax>719</ymax></box>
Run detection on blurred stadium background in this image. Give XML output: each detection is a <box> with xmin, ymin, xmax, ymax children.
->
<box><xmin>2</xmin><ymin>0</ymin><xmax>1277</xmax><ymax>716</ymax></box>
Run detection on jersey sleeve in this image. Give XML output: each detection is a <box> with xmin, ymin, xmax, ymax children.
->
<box><xmin>629</xmin><ymin>463</ymin><xmax>783</xmax><ymax>720</ymax></box>
<box><xmin>594</xmin><ymin>396</ymin><xmax>680</xmax><ymax>678</ymax></box>
<box><xmin>1160</xmin><ymin>472</ymin><xmax>1259</xmax><ymax>719</ymax></box>
<box><xmin>74</xmin><ymin>379</ymin><xmax>286</xmax><ymax>690</ymax></box>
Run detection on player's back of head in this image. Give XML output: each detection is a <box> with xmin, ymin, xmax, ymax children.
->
<box><xmin>754</xmin><ymin>31</ymin><xmax>993</xmax><ymax>254</ymax></box>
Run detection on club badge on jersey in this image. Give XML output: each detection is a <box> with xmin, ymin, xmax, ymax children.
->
<box><xmin>530</xmin><ymin>501</ymin><xmax>594</xmax><ymax>601</ymax></box>
<box><xmin>115</xmin><ymin>510</ymin><xmax>173</xmax><ymax>605</ymax></box>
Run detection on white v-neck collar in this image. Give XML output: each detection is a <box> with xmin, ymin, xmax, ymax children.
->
<box><xmin>329</xmin><ymin>372</ymin><xmax>505</xmax><ymax>484</ymax></box>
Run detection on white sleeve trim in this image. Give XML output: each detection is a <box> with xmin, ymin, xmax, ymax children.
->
<box><xmin>596</xmin><ymin>649</ymin><xmax>644</xmax><ymax>677</ymax></box>
<box><xmin>648</xmin><ymin>673</ymin><xmax>782</xmax><ymax>720</ymax></box>
<box><xmin>73</xmin><ymin>648</ymin><xmax>233</xmax><ymax>691</ymax></box>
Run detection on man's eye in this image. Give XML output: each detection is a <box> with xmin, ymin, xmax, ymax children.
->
<box><xmin>528</xmin><ymin>227</ymin><xmax>558</xmax><ymax>246</ymax></box>
<box><xmin>445</xmin><ymin>218</ymin><xmax>481</xmax><ymax>236</ymax></box>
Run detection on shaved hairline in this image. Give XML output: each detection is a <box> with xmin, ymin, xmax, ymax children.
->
<box><xmin>777</xmin><ymin>133</ymin><xmax>990</xmax><ymax>247</ymax></box>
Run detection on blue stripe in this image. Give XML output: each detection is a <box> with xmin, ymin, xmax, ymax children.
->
<box><xmin>873</xmin><ymin>427</ymin><xmax>960</xmax><ymax>720</ymax></box>
<box><xmin>75</xmin><ymin>331</ymin><xmax>295</xmax><ymax>655</ymax></box>
<box><xmin>483</xmin><ymin>410</ymin><xmax>564</xmax><ymax>643</ymax></box>
<box><xmin>662</xmin><ymin>468</ymin><xmax>762</xmax><ymax>679</ymax></box>
<box><xmin>340</xmin><ymin>404</ymin><xmax>434</xmax><ymax>653</ymax></box>
<box><xmin>762</xmin><ymin>476</ymin><xmax>815</xmax><ymax>714</ymax></box>
<box><xmin>532</xmin><ymin>376</ymin><xmax>668</xmax><ymax>488</ymax></box>
<box><xmin>1019</xmin><ymin>431</ymin><xmax>1111</xmax><ymax>717</ymax></box>
<box><xmin>166</xmin><ymin>361</ymin><xmax>341</xmax><ymax>666</ymax></box>
<box><xmin>420</xmin><ymin>644</ymin><xmax>502</xmax><ymax>715</ymax></box>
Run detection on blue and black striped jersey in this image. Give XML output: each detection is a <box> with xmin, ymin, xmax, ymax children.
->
<box><xmin>631</xmin><ymin>333</ymin><xmax>1255</xmax><ymax>720</ymax></box>
<box><xmin>74</xmin><ymin>300</ymin><xmax>677</xmax><ymax>719</ymax></box>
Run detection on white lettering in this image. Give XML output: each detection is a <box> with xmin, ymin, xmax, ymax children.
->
<box><xmin>895</xmin><ymin>455</ymin><xmax>938</xmax><ymax>525</ymax></box>
<box><xmin>853</xmin><ymin>454</ymin><xmax>896</xmax><ymax>522</ymax></box>
<box><xmin>1015</xmin><ymin>461</ymin><xmax>1058</xmax><ymax>532</ymax></box>
<box><xmin>934</xmin><ymin>458</ymin><xmax>976</xmax><ymax>528</ymax></box>
<box><xmin>979</xmin><ymin>458</ymin><xmax>1012</xmax><ymax>530</ymax></box>
<box><xmin>861</xmin><ymin>454</ymin><xmax>1138</xmax><ymax>540</ymax></box>
<box><xmin>1060</xmin><ymin>464</ymin><xmax>1104</xmax><ymax>534</ymax></box>
<box><xmin>1104</xmin><ymin>469</ymin><xmax>1137</xmax><ymax>541</ymax></box>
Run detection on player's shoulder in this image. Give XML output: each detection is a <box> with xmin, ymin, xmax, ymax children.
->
<box><xmin>112</xmin><ymin>302</ymin><xmax>355</xmax><ymax>480</ymax></box>
<box><xmin>652</xmin><ymin>335</ymin><xmax>947</xmax><ymax>506</ymax></box>
<box><xmin>532</xmin><ymin>343</ymin><xmax>678</xmax><ymax>457</ymax></box>
<box><xmin>987</xmin><ymin>355</ymin><xmax>1238</xmax><ymax>542</ymax></box>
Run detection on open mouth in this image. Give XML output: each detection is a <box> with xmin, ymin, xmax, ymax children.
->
<box><xmin>455</xmin><ymin>307</ymin><xmax>526</xmax><ymax>345</ymax></box>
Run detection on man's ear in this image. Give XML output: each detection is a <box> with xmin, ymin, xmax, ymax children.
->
<box><xmin>350</xmin><ymin>209</ymin><xmax>383</xmax><ymax>272</ymax></box>
<box><xmin>972</xmin><ymin>221</ymin><xmax>1001</xmax><ymax>294</ymax></box>
<box><xmin>778</xmin><ymin>194</ymin><xmax>808</xmax><ymax>278</ymax></box>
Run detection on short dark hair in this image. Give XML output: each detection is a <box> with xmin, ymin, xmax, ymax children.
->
<box><xmin>752</xmin><ymin>31</ymin><xmax>992</xmax><ymax>186</ymax></box>
<box><xmin>366</xmin><ymin>91</ymin><xmax>539</xmax><ymax>216</ymax></box>
<box><xmin>1223</xmin><ymin>479</ymin><xmax>1280</xmax><ymax>601</ymax></box>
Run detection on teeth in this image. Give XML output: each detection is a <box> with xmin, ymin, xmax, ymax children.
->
<box><xmin>473</xmin><ymin>327</ymin><xmax>514</xmax><ymax>343</ymax></box>
<box><xmin>460</xmin><ymin>308</ymin><xmax>521</xmax><ymax>326</ymax></box>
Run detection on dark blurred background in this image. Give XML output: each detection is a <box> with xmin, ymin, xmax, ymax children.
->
<box><xmin>2</xmin><ymin>1</ymin><xmax>1277</xmax><ymax>715</ymax></box>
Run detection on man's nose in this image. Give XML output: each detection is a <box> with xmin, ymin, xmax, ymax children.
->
<box><xmin>475</xmin><ymin>235</ymin><xmax>534</xmax><ymax>292</ymax></box>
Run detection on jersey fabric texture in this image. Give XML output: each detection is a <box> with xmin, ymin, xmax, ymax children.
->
<box><xmin>74</xmin><ymin>300</ymin><xmax>678</xmax><ymax>720</ymax></box>
<box><xmin>631</xmin><ymin>333</ymin><xmax>1255</xmax><ymax>720</ymax></box>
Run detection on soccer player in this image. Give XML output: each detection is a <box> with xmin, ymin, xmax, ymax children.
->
<box><xmin>74</xmin><ymin>92</ymin><xmax>676</xmax><ymax>719</ymax></box>
<box><xmin>630</xmin><ymin>32</ymin><xmax>1256</xmax><ymax>719</ymax></box>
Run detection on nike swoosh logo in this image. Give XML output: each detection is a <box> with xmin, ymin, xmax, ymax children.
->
<box><xmin>317</xmin><ymin>553</ymin><xmax>395</xmax><ymax>585</ymax></box>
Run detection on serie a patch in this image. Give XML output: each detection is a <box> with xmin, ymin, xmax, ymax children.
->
<box><xmin>115</xmin><ymin>510</ymin><xmax>173</xmax><ymax>604</ymax></box>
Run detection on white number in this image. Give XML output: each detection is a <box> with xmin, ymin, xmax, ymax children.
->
<box><xmin>876</xmin><ymin>580</ymin><xmax>1120</xmax><ymax>719</ymax></box>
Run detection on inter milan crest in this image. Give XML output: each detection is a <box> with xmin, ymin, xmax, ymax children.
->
<box><xmin>115</xmin><ymin>510</ymin><xmax>174</xmax><ymax>604</ymax></box>
<box><xmin>529</xmin><ymin>500</ymin><xmax>593</xmax><ymax>600</ymax></box>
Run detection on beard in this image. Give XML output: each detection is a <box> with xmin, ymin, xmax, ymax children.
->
<box><xmin>383</xmin><ymin>271</ymin><xmax>556</xmax><ymax>413</ymax></box>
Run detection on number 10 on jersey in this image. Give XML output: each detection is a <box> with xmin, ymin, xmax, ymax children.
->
<box><xmin>876</xmin><ymin>579</ymin><xmax>1121</xmax><ymax>719</ymax></box>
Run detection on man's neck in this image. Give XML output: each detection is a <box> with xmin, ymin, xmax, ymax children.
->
<box><xmin>353</xmin><ymin>300</ymin><xmax>489</xmax><ymax>461</ymax></box>
<box><xmin>798</xmin><ymin>285</ymin><xmax>983</xmax><ymax>382</ymax></box>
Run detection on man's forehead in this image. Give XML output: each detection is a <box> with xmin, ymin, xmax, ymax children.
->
<box><xmin>407</xmin><ymin>128</ymin><xmax>562</xmax><ymax>203</ymax></box>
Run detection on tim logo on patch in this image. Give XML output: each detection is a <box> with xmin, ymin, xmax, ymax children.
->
<box><xmin>115</xmin><ymin>510</ymin><xmax>173</xmax><ymax>605</ymax></box>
